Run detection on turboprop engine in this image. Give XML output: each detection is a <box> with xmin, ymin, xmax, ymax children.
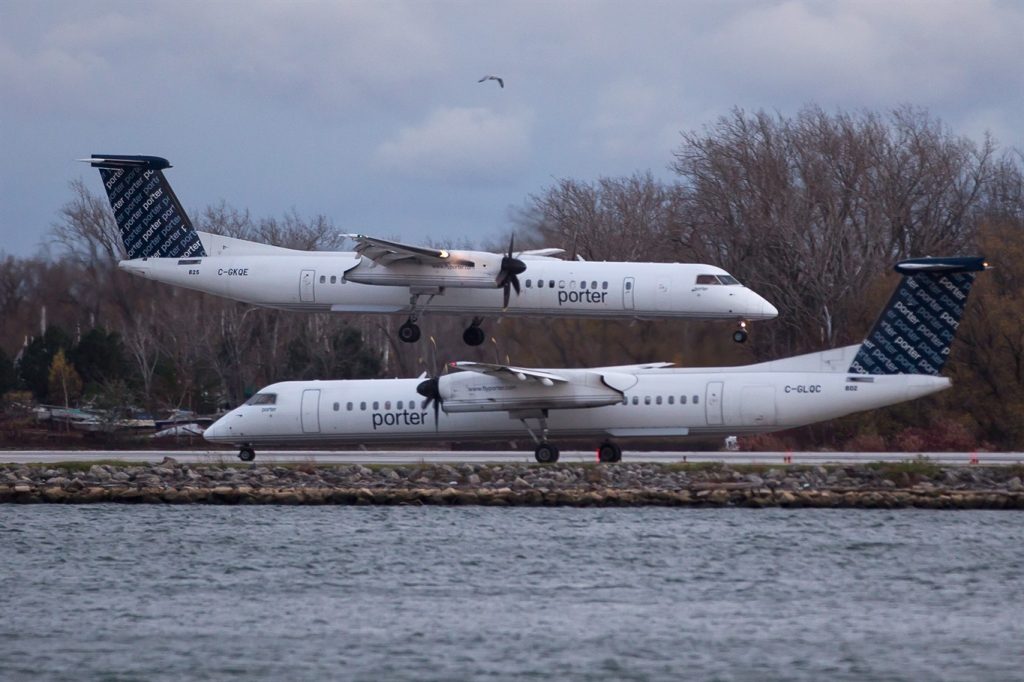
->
<box><xmin>344</xmin><ymin>249</ymin><xmax>512</xmax><ymax>289</ymax></box>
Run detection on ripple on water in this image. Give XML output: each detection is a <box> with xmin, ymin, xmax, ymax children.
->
<box><xmin>0</xmin><ymin>506</ymin><xmax>1022</xmax><ymax>681</ymax></box>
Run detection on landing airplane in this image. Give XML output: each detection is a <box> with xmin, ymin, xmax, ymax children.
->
<box><xmin>203</xmin><ymin>256</ymin><xmax>988</xmax><ymax>462</ymax></box>
<box><xmin>82</xmin><ymin>154</ymin><xmax>777</xmax><ymax>345</ymax></box>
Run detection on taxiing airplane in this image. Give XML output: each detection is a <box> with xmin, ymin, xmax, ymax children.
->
<box><xmin>82</xmin><ymin>154</ymin><xmax>777</xmax><ymax>345</ymax></box>
<box><xmin>203</xmin><ymin>255</ymin><xmax>987</xmax><ymax>462</ymax></box>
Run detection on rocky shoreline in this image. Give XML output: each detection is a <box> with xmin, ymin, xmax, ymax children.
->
<box><xmin>3</xmin><ymin>459</ymin><xmax>1024</xmax><ymax>508</ymax></box>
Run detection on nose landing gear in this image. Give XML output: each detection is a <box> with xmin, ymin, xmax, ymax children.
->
<box><xmin>732</xmin><ymin>321</ymin><xmax>748</xmax><ymax>343</ymax></box>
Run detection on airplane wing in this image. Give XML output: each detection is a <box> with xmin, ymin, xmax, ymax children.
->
<box><xmin>343</xmin><ymin>234</ymin><xmax>473</xmax><ymax>266</ymax></box>
<box><xmin>448</xmin><ymin>361</ymin><xmax>569</xmax><ymax>385</ymax></box>
<box><xmin>439</xmin><ymin>362</ymin><xmax>632</xmax><ymax>413</ymax></box>
<box><xmin>519</xmin><ymin>248</ymin><xmax>566</xmax><ymax>258</ymax></box>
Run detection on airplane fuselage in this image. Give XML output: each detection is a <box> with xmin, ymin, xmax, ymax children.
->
<box><xmin>120</xmin><ymin>254</ymin><xmax>777</xmax><ymax>321</ymax></box>
<box><xmin>204</xmin><ymin>356</ymin><xmax>950</xmax><ymax>448</ymax></box>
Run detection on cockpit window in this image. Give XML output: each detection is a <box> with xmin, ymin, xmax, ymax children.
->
<box><xmin>696</xmin><ymin>274</ymin><xmax>742</xmax><ymax>286</ymax></box>
<box><xmin>245</xmin><ymin>393</ymin><xmax>277</xmax><ymax>406</ymax></box>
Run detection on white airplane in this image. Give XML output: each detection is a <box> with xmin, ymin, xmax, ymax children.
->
<box><xmin>82</xmin><ymin>154</ymin><xmax>777</xmax><ymax>345</ymax></box>
<box><xmin>203</xmin><ymin>255</ymin><xmax>988</xmax><ymax>462</ymax></box>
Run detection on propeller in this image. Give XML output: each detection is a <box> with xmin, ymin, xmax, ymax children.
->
<box><xmin>416</xmin><ymin>376</ymin><xmax>442</xmax><ymax>431</ymax></box>
<box><xmin>496</xmin><ymin>235</ymin><xmax>527</xmax><ymax>309</ymax></box>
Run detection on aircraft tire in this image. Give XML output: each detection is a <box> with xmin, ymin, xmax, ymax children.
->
<box><xmin>238</xmin><ymin>448</ymin><xmax>256</xmax><ymax>462</ymax></box>
<box><xmin>732</xmin><ymin>329</ymin><xmax>748</xmax><ymax>343</ymax></box>
<box><xmin>463</xmin><ymin>326</ymin><xmax>486</xmax><ymax>346</ymax></box>
<box><xmin>534</xmin><ymin>443</ymin><xmax>560</xmax><ymax>463</ymax></box>
<box><xmin>598</xmin><ymin>441</ymin><xmax>622</xmax><ymax>463</ymax></box>
<box><xmin>399</xmin><ymin>322</ymin><xmax>422</xmax><ymax>343</ymax></box>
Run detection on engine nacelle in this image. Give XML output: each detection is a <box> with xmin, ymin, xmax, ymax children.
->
<box><xmin>344</xmin><ymin>251</ymin><xmax>506</xmax><ymax>289</ymax></box>
<box><xmin>438</xmin><ymin>370</ymin><xmax>635</xmax><ymax>413</ymax></box>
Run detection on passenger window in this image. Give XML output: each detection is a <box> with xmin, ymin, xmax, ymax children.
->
<box><xmin>580</xmin><ymin>280</ymin><xmax>586</xmax><ymax>289</ymax></box>
<box><xmin>625</xmin><ymin>281</ymin><xmax>632</xmax><ymax>291</ymax></box>
<box><xmin>397</xmin><ymin>400</ymin><xmax>403</xmax><ymax>409</ymax></box>
<box><xmin>558</xmin><ymin>280</ymin><xmax>565</xmax><ymax>288</ymax></box>
<box><xmin>360</xmin><ymin>401</ymin><xmax>366</xmax><ymax>410</ymax></box>
<box><xmin>346</xmin><ymin>402</ymin><xmax>353</xmax><ymax>411</ymax></box>
<box><xmin>668</xmin><ymin>396</ymin><xmax>674</xmax><ymax>405</ymax></box>
<box><xmin>602</xmin><ymin>281</ymin><xmax>608</xmax><ymax>290</ymax></box>
<box><xmin>330</xmin><ymin>275</ymin><xmax>337</xmax><ymax>284</ymax></box>
<box><xmin>373</xmin><ymin>401</ymin><xmax>379</xmax><ymax>410</ymax></box>
<box><xmin>385</xmin><ymin>401</ymin><xmax>391</xmax><ymax>410</ymax></box>
<box><xmin>570</xmin><ymin>280</ymin><xmax>576</xmax><ymax>289</ymax></box>
<box><xmin>693</xmin><ymin>395</ymin><xmax>699</xmax><ymax>404</ymax></box>
<box><xmin>644</xmin><ymin>396</ymin><xmax>651</xmax><ymax>405</ymax></box>
<box><xmin>591</xmin><ymin>281</ymin><xmax>597</xmax><ymax>289</ymax></box>
<box><xmin>333</xmin><ymin>402</ymin><xmax>339</xmax><ymax>411</ymax></box>
<box><xmin>621</xmin><ymin>398</ymin><xmax>627</xmax><ymax>405</ymax></box>
<box><xmin>549</xmin><ymin>280</ymin><xmax>555</xmax><ymax>288</ymax></box>
<box><xmin>656</xmin><ymin>396</ymin><xmax>662</xmax><ymax>405</ymax></box>
<box><xmin>631</xmin><ymin>396</ymin><xmax>639</xmax><ymax>405</ymax></box>
<box><xmin>681</xmin><ymin>395</ymin><xmax>687</xmax><ymax>404</ymax></box>
<box><xmin>319</xmin><ymin>275</ymin><xmax>326</xmax><ymax>284</ymax></box>
<box><xmin>526</xmin><ymin>279</ymin><xmax>532</xmax><ymax>288</ymax></box>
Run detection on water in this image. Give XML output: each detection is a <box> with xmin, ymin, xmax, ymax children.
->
<box><xmin>1</xmin><ymin>507</ymin><xmax>1022</xmax><ymax>681</ymax></box>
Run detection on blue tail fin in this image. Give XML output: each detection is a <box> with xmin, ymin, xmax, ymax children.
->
<box><xmin>848</xmin><ymin>256</ymin><xmax>987</xmax><ymax>375</ymax></box>
<box><xmin>83</xmin><ymin>154</ymin><xmax>206</xmax><ymax>259</ymax></box>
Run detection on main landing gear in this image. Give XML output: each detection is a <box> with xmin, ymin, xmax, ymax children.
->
<box><xmin>518</xmin><ymin>412</ymin><xmax>623</xmax><ymax>464</ymax></box>
<box><xmin>398</xmin><ymin>316</ymin><xmax>489</xmax><ymax>346</ymax></box>
<box><xmin>238</xmin><ymin>446</ymin><xmax>256</xmax><ymax>462</ymax></box>
<box><xmin>462</xmin><ymin>317</ymin><xmax>486</xmax><ymax>346</ymax></box>
<box><xmin>732</xmin><ymin>320</ymin><xmax>749</xmax><ymax>343</ymax></box>
<box><xmin>597</xmin><ymin>441</ymin><xmax>622</xmax><ymax>463</ymax></box>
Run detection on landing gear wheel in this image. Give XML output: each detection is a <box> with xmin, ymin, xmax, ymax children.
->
<box><xmin>462</xmin><ymin>325</ymin><xmax>486</xmax><ymax>346</ymax></box>
<box><xmin>534</xmin><ymin>442</ymin><xmax>560</xmax><ymax>463</ymax></box>
<box><xmin>732</xmin><ymin>329</ymin><xmax>748</xmax><ymax>343</ymax></box>
<box><xmin>598</xmin><ymin>441</ymin><xmax>622</xmax><ymax>463</ymax></box>
<box><xmin>398</xmin><ymin>321</ymin><xmax>422</xmax><ymax>343</ymax></box>
<box><xmin>238</xmin><ymin>447</ymin><xmax>256</xmax><ymax>462</ymax></box>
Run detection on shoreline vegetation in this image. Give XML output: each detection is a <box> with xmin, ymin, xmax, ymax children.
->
<box><xmin>3</xmin><ymin>460</ymin><xmax>1023</xmax><ymax>509</ymax></box>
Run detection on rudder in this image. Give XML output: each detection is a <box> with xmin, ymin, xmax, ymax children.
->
<box><xmin>848</xmin><ymin>256</ymin><xmax>987</xmax><ymax>376</ymax></box>
<box><xmin>84</xmin><ymin>154</ymin><xmax>206</xmax><ymax>259</ymax></box>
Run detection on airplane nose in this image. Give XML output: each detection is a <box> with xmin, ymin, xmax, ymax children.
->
<box><xmin>745</xmin><ymin>290</ymin><xmax>778</xmax><ymax>320</ymax></box>
<box><xmin>203</xmin><ymin>416</ymin><xmax>229</xmax><ymax>443</ymax></box>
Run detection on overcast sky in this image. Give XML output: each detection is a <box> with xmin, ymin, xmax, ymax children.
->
<box><xmin>2</xmin><ymin>0</ymin><xmax>1023</xmax><ymax>258</ymax></box>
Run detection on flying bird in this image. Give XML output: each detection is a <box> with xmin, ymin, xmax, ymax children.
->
<box><xmin>478</xmin><ymin>75</ymin><xmax>504</xmax><ymax>88</ymax></box>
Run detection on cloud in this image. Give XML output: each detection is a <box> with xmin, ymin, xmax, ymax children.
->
<box><xmin>373</xmin><ymin>107</ymin><xmax>534</xmax><ymax>184</ymax></box>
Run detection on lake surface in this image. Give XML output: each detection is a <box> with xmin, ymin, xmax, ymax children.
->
<box><xmin>1</xmin><ymin>506</ymin><xmax>1022</xmax><ymax>681</ymax></box>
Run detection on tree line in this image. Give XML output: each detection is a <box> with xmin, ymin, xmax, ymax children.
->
<box><xmin>2</xmin><ymin>105</ymin><xmax>1022</xmax><ymax>448</ymax></box>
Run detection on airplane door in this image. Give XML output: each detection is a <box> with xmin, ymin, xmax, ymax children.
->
<box><xmin>301</xmin><ymin>389</ymin><xmax>321</xmax><ymax>433</ymax></box>
<box><xmin>623</xmin><ymin>277</ymin><xmax>635</xmax><ymax>310</ymax></box>
<box><xmin>300</xmin><ymin>269</ymin><xmax>316</xmax><ymax>303</ymax></box>
<box><xmin>706</xmin><ymin>381</ymin><xmax>724</xmax><ymax>426</ymax></box>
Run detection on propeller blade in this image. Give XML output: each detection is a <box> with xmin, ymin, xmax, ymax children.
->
<box><xmin>511</xmin><ymin>274</ymin><xmax>521</xmax><ymax>296</ymax></box>
<box><xmin>416</xmin><ymin>377</ymin><xmax>441</xmax><ymax>431</ymax></box>
<box><xmin>502</xmin><ymin>283</ymin><xmax>511</xmax><ymax>310</ymax></box>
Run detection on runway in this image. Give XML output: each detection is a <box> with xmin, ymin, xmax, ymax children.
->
<box><xmin>2</xmin><ymin>449</ymin><xmax>1022</xmax><ymax>465</ymax></box>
